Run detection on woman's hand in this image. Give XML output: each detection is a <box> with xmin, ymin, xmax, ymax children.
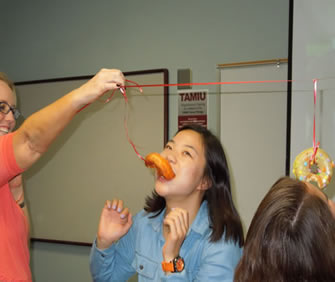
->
<box><xmin>96</xmin><ymin>199</ymin><xmax>132</xmax><ymax>250</ymax></box>
<box><xmin>162</xmin><ymin>208</ymin><xmax>189</xmax><ymax>263</ymax></box>
<box><xmin>74</xmin><ymin>68</ymin><xmax>125</xmax><ymax>107</ymax></box>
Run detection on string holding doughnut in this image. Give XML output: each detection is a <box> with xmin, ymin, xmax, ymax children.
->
<box><xmin>293</xmin><ymin>147</ymin><xmax>334</xmax><ymax>189</ymax></box>
<box><xmin>144</xmin><ymin>152</ymin><xmax>175</xmax><ymax>180</ymax></box>
<box><xmin>76</xmin><ymin>80</ymin><xmax>175</xmax><ymax>181</ymax></box>
<box><xmin>292</xmin><ymin>79</ymin><xmax>334</xmax><ymax>189</ymax></box>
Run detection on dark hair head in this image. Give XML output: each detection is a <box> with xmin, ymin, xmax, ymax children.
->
<box><xmin>234</xmin><ymin>177</ymin><xmax>335</xmax><ymax>282</ymax></box>
<box><xmin>145</xmin><ymin>124</ymin><xmax>244</xmax><ymax>246</ymax></box>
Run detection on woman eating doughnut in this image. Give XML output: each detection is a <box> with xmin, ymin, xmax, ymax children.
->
<box><xmin>90</xmin><ymin>124</ymin><xmax>244</xmax><ymax>281</ymax></box>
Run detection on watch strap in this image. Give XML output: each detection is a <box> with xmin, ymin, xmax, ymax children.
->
<box><xmin>162</xmin><ymin>255</ymin><xmax>185</xmax><ymax>273</ymax></box>
<box><xmin>161</xmin><ymin>261</ymin><xmax>175</xmax><ymax>272</ymax></box>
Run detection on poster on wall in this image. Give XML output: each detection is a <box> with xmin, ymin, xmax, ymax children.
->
<box><xmin>178</xmin><ymin>89</ymin><xmax>208</xmax><ymax>129</ymax></box>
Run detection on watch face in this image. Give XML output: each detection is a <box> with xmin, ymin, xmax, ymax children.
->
<box><xmin>175</xmin><ymin>257</ymin><xmax>185</xmax><ymax>272</ymax></box>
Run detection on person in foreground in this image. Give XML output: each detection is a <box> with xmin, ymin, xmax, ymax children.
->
<box><xmin>90</xmin><ymin>124</ymin><xmax>244</xmax><ymax>281</ymax></box>
<box><xmin>0</xmin><ymin>69</ymin><xmax>124</xmax><ymax>281</ymax></box>
<box><xmin>0</xmin><ymin>73</ymin><xmax>32</xmax><ymax>256</ymax></box>
<box><xmin>234</xmin><ymin>176</ymin><xmax>335</xmax><ymax>282</ymax></box>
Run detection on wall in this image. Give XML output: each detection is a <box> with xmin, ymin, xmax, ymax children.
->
<box><xmin>220</xmin><ymin>63</ymin><xmax>288</xmax><ymax>231</ymax></box>
<box><xmin>0</xmin><ymin>0</ymin><xmax>289</xmax><ymax>281</ymax></box>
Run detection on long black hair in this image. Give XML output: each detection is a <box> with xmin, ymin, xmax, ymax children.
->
<box><xmin>144</xmin><ymin>124</ymin><xmax>244</xmax><ymax>246</ymax></box>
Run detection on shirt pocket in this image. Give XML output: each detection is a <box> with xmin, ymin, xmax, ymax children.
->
<box><xmin>133</xmin><ymin>253</ymin><xmax>159</xmax><ymax>280</ymax></box>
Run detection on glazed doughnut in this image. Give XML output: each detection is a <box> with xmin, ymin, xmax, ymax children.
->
<box><xmin>292</xmin><ymin>147</ymin><xmax>334</xmax><ymax>189</ymax></box>
<box><xmin>144</xmin><ymin>153</ymin><xmax>175</xmax><ymax>180</ymax></box>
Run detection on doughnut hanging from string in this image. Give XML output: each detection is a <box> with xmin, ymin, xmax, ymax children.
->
<box><xmin>292</xmin><ymin>79</ymin><xmax>334</xmax><ymax>189</ymax></box>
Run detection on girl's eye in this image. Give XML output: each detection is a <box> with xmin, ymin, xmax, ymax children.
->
<box><xmin>183</xmin><ymin>151</ymin><xmax>192</xmax><ymax>157</ymax></box>
<box><xmin>165</xmin><ymin>144</ymin><xmax>172</xmax><ymax>150</ymax></box>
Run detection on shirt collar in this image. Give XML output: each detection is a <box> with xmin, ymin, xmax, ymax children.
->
<box><xmin>150</xmin><ymin>200</ymin><xmax>210</xmax><ymax>236</ymax></box>
<box><xmin>150</xmin><ymin>209</ymin><xmax>165</xmax><ymax>232</ymax></box>
<box><xmin>190</xmin><ymin>200</ymin><xmax>209</xmax><ymax>235</ymax></box>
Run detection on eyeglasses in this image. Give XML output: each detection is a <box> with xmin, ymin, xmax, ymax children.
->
<box><xmin>0</xmin><ymin>101</ymin><xmax>21</xmax><ymax>120</ymax></box>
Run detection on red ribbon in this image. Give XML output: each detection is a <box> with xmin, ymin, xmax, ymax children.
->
<box><xmin>76</xmin><ymin>78</ymin><xmax>309</xmax><ymax>161</ymax></box>
<box><xmin>122</xmin><ymin>79</ymin><xmax>290</xmax><ymax>89</ymax></box>
<box><xmin>311</xmin><ymin>79</ymin><xmax>320</xmax><ymax>163</ymax></box>
<box><xmin>123</xmin><ymin>102</ymin><xmax>145</xmax><ymax>161</ymax></box>
<box><xmin>112</xmin><ymin>80</ymin><xmax>145</xmax><ymax>160</ymax></box>
<box><xmin>76</xmin><ymin>79</ymin><xmax>145</xmax><ymax>160</ymax></box>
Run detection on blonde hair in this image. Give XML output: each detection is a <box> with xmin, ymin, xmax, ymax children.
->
<box><xmin>0</xmin><ymin>72</ymin><xmax>16</xmax><ymax>97</ymax></box>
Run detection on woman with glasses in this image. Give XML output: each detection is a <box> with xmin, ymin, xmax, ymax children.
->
<box><xmin>0</xmin><ymin>77</ymin><xmax>26</xmax><ymax>205</ymax></box>
<box><xmin>0</xmin><ymin>69</ymin><xmax>125</xmax><ymax>281</ymax></box>
<box><xmin>0</xmin><ymin>100</ymin><xmax>21</xmax><ymax>120</ymax></box>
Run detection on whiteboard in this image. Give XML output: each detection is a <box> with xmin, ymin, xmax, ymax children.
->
<box><xmin>220</xmin><ymin>62</ymin><xmax>288</xmax><ymax>231</ymax></box>
<box><xmin>15</xmin><ymin>69</ymin><xmax>168</xmax><ymax>244</ymax></box>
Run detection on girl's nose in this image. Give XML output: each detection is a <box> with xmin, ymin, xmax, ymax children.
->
<box><xmin>165</xmin><ymin>151</ymin><xmax>176</xmax><ymax>164</ymax></box>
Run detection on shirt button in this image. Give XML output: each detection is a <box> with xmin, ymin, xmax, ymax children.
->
<box><xmin>139</xmin><ymin>265</ymin><xmax>144</xmax><ymax>270</ymax></box>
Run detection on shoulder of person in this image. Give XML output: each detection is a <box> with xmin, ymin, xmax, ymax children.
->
<box><xmin>132</xmin><ymin>209</ymin><xmax>162</xmax><ymax>229</ymax></box>
<box><xmin>202</xmin><ymin>234</ymin><xmax>243</xmax><ymax>258</ymax></box>
<box><xmin>131</xmin><ymin>209</ymin><xmax>151</xmax><ymax>224</ymax></box>
<box><xmin>133</xmin><ymin>209</ymin><xmax>157</xmax><ymax>220</ymax></box>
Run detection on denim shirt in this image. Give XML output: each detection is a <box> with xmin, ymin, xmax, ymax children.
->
<box><xmin>90</xmin><ymin>201</ymin><xmax>242</xmax><ymax>282</ymax></box>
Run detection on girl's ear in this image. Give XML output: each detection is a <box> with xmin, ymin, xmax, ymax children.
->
<box><xmin>199</xmin><ymin>176</ymin><xmax>212</xmax><ymax>191</ymax></box>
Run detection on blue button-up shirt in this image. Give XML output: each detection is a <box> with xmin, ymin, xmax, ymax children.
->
<box><xmin>90</xmin><ymin>201</ymin><xmax>242</xmax><ymax>281</ymax></box>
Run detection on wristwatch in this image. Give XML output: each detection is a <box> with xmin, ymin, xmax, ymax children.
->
<box><xmin>161</xmin><ymin>255</ymin><xmax>185</xmax><ymax>273</ymax></box>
